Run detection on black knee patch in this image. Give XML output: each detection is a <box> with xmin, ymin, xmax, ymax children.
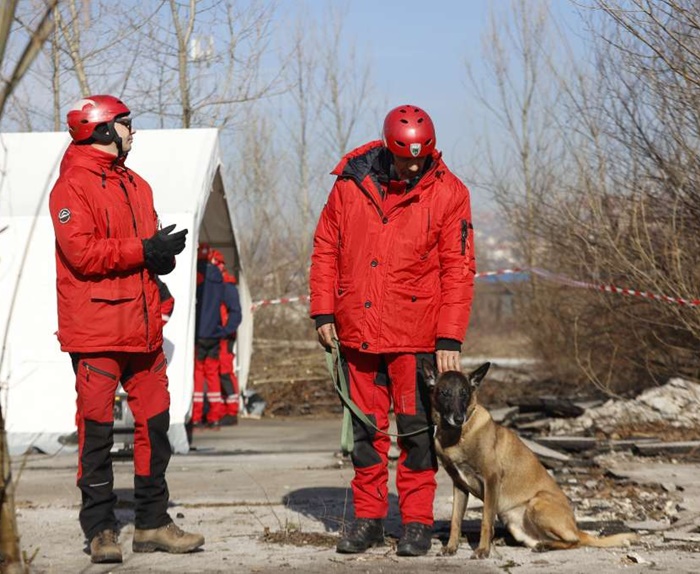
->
<box><xmin>146</xmin><ymin>410</ymin><xmax>171</xmax><ymax>477</ymax></box>
<box><xmin>351</xmin><ymin>415</ymin><xmax>382</xmax><ymax>468</ymax></box>
<box><xmin>220</xmin><ymin>373</ymin><xmax>234</xmax><ymax>396</ymax></box>
<box><xmin>396</xmin><ymin>413</ymin><xmax>437</xmax><ymax>471</ymax></box>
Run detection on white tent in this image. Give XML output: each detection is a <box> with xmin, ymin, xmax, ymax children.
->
<box><xmin>0</xmin><ymin>129</ymin><xmax>253</xmax><ymax>455</ymax></box>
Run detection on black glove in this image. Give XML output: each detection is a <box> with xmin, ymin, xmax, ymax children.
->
<box><xmin>143</xmin><ymin>224</ymin><xmax>188</xmax><ymax>274</ymax></box>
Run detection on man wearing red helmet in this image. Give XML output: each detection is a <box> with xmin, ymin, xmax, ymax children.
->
<box><xmin>192</xmin><ymin>244</ymin><xmax>241</xmax><ymax>428</ymax></box>
<box><xmin>210</xmin><ymin>249</ymin><xmax>242</xmax><ymax>425</ymax></box>
<box><xmin>310</xmin><ymin>105</ymin><xmax>476</xmax><ymax>556</ymax></box>
<box><xmin>49</xmin><ymin>95</ymin><xmax>203</xmax><ymax>563</ymax></box>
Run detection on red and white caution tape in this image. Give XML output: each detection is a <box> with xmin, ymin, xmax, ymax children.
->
<box><xmin>530</xmin><ymin>267</ymin><xmax>700</xmax><ymax>307</ymax></box>
<box><xmin>251</xmin><ymin>294</ymin><xmax>309</xmax><ymax>312</ymax></box>
<box><xmin>250</xmin><ymin>267</ymin><xmax>700</xmax><ymax>311</ymax></box>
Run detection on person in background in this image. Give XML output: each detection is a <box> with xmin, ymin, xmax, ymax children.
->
<box><xmin>49</xmin><ymin>94</ymin><xmax>204</xmax><ymax>564</ymax></box>
<box><xmin>210</xmin><ymin>249</ymin><xmax>242</xmax><ymax>426</ymax></box>
<box><xmin>192</xmin><ymin>244</ymin><xmax>241</xmax><ymax>428</ymax></box>
<box><xmin>309</xmin><ymin>105</ymin><xmax>476</xmax><ymax>557</ymax></box>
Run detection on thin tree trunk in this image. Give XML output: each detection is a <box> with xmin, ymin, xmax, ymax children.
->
<box><xmin>0</xmin><ymin>0</ymin><xmax>59</xmax><ymax>118</ymax></box>
<box><xmin>0</xmin><ymin>405</ymin><xmax>23</xmax><ymax>574</ymax></box>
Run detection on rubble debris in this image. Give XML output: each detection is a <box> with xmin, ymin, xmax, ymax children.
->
<box><xmin>550</xmin><ymin>378</ymin><xmax>700</xmax><ymax>436</ymax></box>
<box><xmin>625</xmin><ymin>552</ymin><xmax>651</xmax><ymax>565</ymax></box>
<box><xmin>507</xmin><ymin>396</ymin><xmax>586</xmax><ymax>418</ymax></box>
<box><xmin>521</xmin><ymin>437</ymin><xmax>570</xmax><ymax>465</ymax></box>
<box><xmin>633</xmin><ymin>442</ymin><xmax>700</xmax><ymax>457</ymax></box>
<box><xmin>663</xmin><ymin>531</ymin><xmax>700</xmax><ymax>543</ymax></box>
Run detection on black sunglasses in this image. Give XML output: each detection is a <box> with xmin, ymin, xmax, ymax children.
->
<box><xmin>115</xmin><ymin>117</ymin><xmax>132</xmax><ymax>130</ymax></box>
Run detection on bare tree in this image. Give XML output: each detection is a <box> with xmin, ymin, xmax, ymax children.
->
<box><xmin>0</xmin><ymin>0</ymin><xmax>59</xmax><ymax>120</ymax></box>
<box><xmin>467</xmin><ymin>0</ymin><xmax>577</xmax><ymax>379</ymax></box>
<box><xmin>1</xmin><ymin>3</ymin><xmax>59</xmax><ymax>571</ymax></box>
<box><xmin>473</xmin><ymin>0</ymin><xmax>700</xmax><ymax>393</ymax></box>
<box><xmin>134</xmin><ymin>0</ymin><xmax>282</xmax><ymax>129</ymax></box>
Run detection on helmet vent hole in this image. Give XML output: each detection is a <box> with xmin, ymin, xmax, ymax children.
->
<box><xmin>417</xmin><ymin>118</ymin><xmax>424</xmax><ymax>123</ymax></box>
<box><xmin>400</xmin><ymin>119</ymin><xmax>408</xmax><ymax>124</ymax></box>
<box><xmin>396</xmin><ymin>141</ymin><xmax>406</xmax><ymax>147</ymax></box>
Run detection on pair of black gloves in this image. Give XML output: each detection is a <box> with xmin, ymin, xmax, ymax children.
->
<box><xmin>142</xmin><ymin>224</ymin><xmax>188</xmax><ymax>275</ymax></box>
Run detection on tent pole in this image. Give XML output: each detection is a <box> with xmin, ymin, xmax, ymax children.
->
<box><xmin>0</xmin><ymin>404</ymin><xmax>24</xmax><ymax>573</ymax></box>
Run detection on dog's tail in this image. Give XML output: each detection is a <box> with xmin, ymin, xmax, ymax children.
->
<box><xmin>578</xmin><ymin>531</ymin><xmax>638</xmax><ymax>548</ymax></box>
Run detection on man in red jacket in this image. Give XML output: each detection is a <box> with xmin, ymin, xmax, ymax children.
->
<box><xmin>310</xmin><ymin>105</ymin><xmax>476</xmax><ymax>557</ymax></box>
<box><xmin>50</xmin><ymin>95</ymin><xmax>204</xmax><ymax>564</ymax></box>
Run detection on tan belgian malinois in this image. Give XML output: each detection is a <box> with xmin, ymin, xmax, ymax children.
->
<box><xmin>424</xmin><ymin>361</ymin><xmax>638</xmax><ymax>558</ymax></box>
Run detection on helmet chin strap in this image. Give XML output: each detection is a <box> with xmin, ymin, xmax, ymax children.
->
<box><xmin>107</xmin><ymin>120</ymin><xmax>126</xmax><ymax>157</ymax></box>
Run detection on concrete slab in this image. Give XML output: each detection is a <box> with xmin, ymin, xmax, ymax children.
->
<box><xmin>10</xmin><ymin>417</ymin><xmax>700</xmax><ymax>573</ymax></box>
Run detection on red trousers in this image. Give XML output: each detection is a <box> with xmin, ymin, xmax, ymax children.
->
<box><xmin>193</xmin><ymin>338</ymin><xmax>224</xmax><ymax>423</ymax></box>
<box><xmin>71</xmin><ymin>348</ymin><xmax>172</xmax><ymax>540</ymax></box>
<box><xmin>219</xmin><ymin>338</ymin><xmax>239</xmax><ymax>416</ymax></box>
<box><xmin>341</xmin><ymin>347</ymin><xmax>437</xmax><ymax>525</ymax></box>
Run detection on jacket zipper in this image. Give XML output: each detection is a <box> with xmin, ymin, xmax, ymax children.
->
<box><xmin>106</xmin><ymin>210</ymin><xmax>111</xmax><ymax>238</ymax></box>
<box><xmin>427</xmin><ymin>210</ymin><xmax>431</xmax><ymax>246</ymax></box>
<box><xmin>461</xmin><ymin>219</ymin><xmax>468</xmax><ymax>255</ymax></box>
<box><xmin>119</xmin><ymin>179</ymin><xmax>151</xmax><ymax>350</ymax></box>
<box><xmin>84</xmin><ymin>361</ymin><xmax>117</xmax><ymax>382</ymax></box>
<box><xmin>352</xmin><ymin>177</ymin><xmax>385</xmax><ymax>219</ymax></box>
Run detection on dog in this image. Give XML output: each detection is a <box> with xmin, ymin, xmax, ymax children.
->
<box><xmin>424</xmin><ymin>361</ymin><xmax>638</xmax><ymax>558</ymax></box>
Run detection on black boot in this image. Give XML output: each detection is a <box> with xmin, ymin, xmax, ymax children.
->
<box><xmin>397</xmin><ymin>522</ymin><xmax>432</xmax><ymax>556</ymax></box>
<box><xmin>336</xmin><ymin>518</ymin><xmax>384</xmax><ymax>553</ymax></box>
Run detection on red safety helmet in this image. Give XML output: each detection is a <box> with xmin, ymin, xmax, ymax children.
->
<box><xmin>382</xmin><ymin>105</ymin><xmax>436</xmax><ymax>158</ymax></box>
<box><xmin>66</xmin><ymin>95</ymin><xmax>130</xmax><ymax>143</ymax></box>
<box><xmin>210</xmin><ymin>249</ymin><xmax>225</xmax><ymax>265</ymax></box>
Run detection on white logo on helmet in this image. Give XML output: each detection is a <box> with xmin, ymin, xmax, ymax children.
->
<box><xmin>58</xmin><ymin>208</ymin><xmax>71</xmax><ymax>224</ymax></box>
<box><xmin>409</xmin><ymin>143</ymin><xmax>422</xmax><ymax>157</ymax></box>
<box><xmin>69</xmin><ymin>98</ymin><xmax>96</xmax><ymax>112</ymax></box>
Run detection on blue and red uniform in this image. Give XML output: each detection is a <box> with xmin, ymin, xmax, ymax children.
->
<box><xmin>192</xmin><ymin>256</ymin><xmax>240</xmax><ymax>425</ymax></box>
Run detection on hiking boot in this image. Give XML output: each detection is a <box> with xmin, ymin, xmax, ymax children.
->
<box><xmin>90</xmin><ymin>529</ymin><xmax>122</xmax><ymax>563</ymax></box>
<box><xmin>336</xmin><ymin>518</ymin><xmax>384</xmax><ymax>553</ymax></box>
<box><xmin>220</xmin><ymin>414</ymin><xmax>238</xmax><ymax>426</ymax></box>
<box><xmin>132</xmin><ymin>522</ymin><xmax>205</xmax><ymax>554</ymax></box>
<box><xmin>397</xmin><ymin>522</ymin><xmax>433</xmax><ymax>556</ymax></box>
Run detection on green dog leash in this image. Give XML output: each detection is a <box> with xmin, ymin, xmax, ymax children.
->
<box><xmin>325</xmin><ymin>338</ymin><xmax>433</xmax><ymax>454</ymax></box>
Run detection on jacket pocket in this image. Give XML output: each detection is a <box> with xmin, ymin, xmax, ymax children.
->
<box><xmin>382</xmin><ymin>285</ymin><xmax>438</xmax><ymax>348</ymax></box>
<box><xmin>83</xmin><ymin>361</ymin><xmax>118</xmax><ymax>382</ymax></box>
<box><xmin>90</xmin><ymin>278</ymin><xmax>140</xmax><ymax>302</ymax></box>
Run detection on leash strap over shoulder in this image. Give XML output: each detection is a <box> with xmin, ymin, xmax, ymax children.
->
<box><xmin>325</xmin><ymin>339</ymin><xmax>432</xmax><ymax>454</ymax></box>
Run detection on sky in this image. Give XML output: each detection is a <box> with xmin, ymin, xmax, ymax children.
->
<box><xmin>277</xmin><ymin>0</ymin><xmax>591</xmax><ymax>211</ymax></box>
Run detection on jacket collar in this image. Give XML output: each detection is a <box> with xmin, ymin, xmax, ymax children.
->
<box><xmin>333</xmin><ymin>140</ymin><xmax>444</xmax><ymax>190</ymax></box>
<box><xmin>60</xmin><ymin>143</ymin><xmax>128</xmax><ymax>177</ymax></box>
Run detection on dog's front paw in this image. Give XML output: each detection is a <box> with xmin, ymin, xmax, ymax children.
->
<box><xmin>440</xmin><ymin>543</ymin><xmax>458</xmax><ymax>556</ymax></box>
<box><xmin>533</xmin><ymin>542</ymin><xmax>549</xmax><ymax>553</ymax></box>
<box><xmin>471</xmin><ymin>546</ymin><xmax>490</xmax><ymax>559</ymax></box>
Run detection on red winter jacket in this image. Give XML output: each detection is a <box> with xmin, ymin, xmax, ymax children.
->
<box><xmin>310</xmin><ymin>141</ymin><xmax>476</xmax><ymax>353</ymax></box>
<box><xmin>49</xmin><ymin>143</ymin><xmax>164</xmax><ymax>353</ymax></box>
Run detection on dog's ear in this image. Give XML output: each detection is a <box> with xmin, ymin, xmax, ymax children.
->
<box><xmin>467</xmin><ymin>362</ymin><xmax>491</xmax><ymax>389</ymax></box>
<box><xmin>421</xmin><ymin>359</ymin><xmax>438</xmax><ymax>387</ymax></box>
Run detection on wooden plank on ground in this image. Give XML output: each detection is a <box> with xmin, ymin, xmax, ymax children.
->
<box><xmin>522</xmin><ymin>437</ymin><xmax>571</xmax><ymax>462</ymax></box>
<box><xmin>633</xmin><ymin>441</ymin><xmax>700</xmax><ymax>456</ymax></box>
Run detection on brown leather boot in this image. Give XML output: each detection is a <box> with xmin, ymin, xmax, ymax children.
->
<box><xmin>90</xmin><ymin>529</ymin><xmax>122</xmax><ymax>563</ymax></box>
<box><xmin>132</xmin><ymin>522</ymin><xmax>204</xmax><ymax>553</ymax></box>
